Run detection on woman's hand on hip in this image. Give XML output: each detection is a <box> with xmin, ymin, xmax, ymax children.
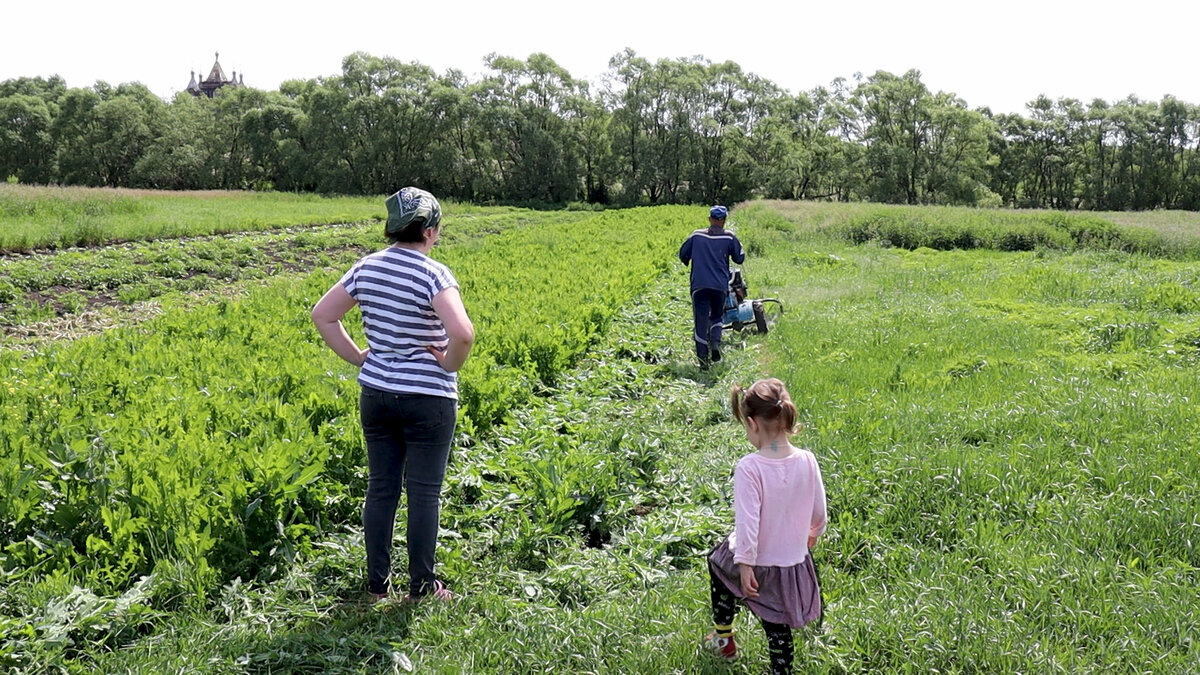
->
<box><xmin>427</xmin><ymin>345</ymin><xmax>448</xmax><ymax>368</ymax></box>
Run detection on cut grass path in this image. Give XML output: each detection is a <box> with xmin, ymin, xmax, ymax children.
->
<box><xmin>79</xmin><ymin>263</ymin><xmax>787</xmax><ymax>674</ymax></box>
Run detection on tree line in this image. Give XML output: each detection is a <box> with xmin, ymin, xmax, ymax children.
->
<box><xmin>3</xmin><ymin>51</ymin><xmax>1199</xmax><ymax>210</ymax></box>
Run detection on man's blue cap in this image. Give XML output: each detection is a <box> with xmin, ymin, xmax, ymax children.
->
<box><xmin>710</xmin><ymin>205</ymin><xmax>728</xmax><ymax>220</ymax></box>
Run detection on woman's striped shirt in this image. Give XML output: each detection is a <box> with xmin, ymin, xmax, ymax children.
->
<box><xmin>340</xmin><ymin>247</ymin><xmax>459</xmax><ymax>399</ymax></box>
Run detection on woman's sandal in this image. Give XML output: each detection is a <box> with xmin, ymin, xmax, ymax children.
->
<box><xmin>403</xmin><ymin>579</ymin><xmax>454</xmax><ymax>603</ymax></box>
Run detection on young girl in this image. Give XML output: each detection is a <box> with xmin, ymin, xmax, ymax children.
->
<box><xmin>704</xmin><ymin>378</ymin><xmax>826</xmax><ymax>675</ymax></box>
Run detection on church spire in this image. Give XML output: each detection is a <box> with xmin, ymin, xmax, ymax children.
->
<box><xmin>188</xmin><ymin>51</ymin><xmax>243</xmax><ymax>98</ymax></box>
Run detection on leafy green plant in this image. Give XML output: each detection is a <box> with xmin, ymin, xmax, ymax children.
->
<box><xmin>0</xmin><ymin>205</ymin><xmax>695</xmax><ymax>607</ymax></box>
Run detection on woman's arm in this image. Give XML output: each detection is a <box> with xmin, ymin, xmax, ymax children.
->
<box><xmin>311</xmin><ymin>283</ymin><xmax>368</xmax><ymax>367</ymax></box>
<box><xmin>430</xmin><ymin>287</ymin><xmax>474</xmax><ymax>372</ymax></box>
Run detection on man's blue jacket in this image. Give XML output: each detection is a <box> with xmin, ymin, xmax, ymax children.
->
<box><xmin>679</xmin><ymin>226</ymin><xmax>745</xmax><ymax>292</ymax></box>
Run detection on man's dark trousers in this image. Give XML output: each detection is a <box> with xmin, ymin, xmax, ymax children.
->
<box><xmin>692</xmin><ymin>287</ymin><xmax>725</xmax><ymax>363</ymax></box>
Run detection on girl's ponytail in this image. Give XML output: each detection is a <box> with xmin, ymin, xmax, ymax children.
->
<box><xmin>730</xmin><ymin>385</ymin><xmax>748</xmax><ymax>426</ymax></box>
<box><xmin>779</xmin><ymin>397</ymin><xmax>798</xmax><ymax>434</ymax></box>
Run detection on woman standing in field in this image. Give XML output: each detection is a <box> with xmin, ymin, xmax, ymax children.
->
<box><xmin>704</xmin><ymin>378</ymin><xmax>826</xmax><ymax>675</ymax></box>
<box><xmin>312</xmin><ymin>187</ymin><xmax>474</xmax><ymax>602</ymax></box>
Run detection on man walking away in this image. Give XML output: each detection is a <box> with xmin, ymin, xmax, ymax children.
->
<box><xmin>679</xmin><ymin>205</ymin><xmax>745</xmax><ymax>370</ymax></box>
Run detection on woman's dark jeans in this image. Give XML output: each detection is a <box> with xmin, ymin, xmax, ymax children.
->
<box><xmin>359</xmin><ymin>385</ymin><xmax>456</xmax><ymax>597</ymax></box>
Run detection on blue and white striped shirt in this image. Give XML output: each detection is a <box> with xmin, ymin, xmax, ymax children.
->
<box><xmin>340</xmin><ymin>247</ymin><xmax>460</xmax><ymax>399</ymax></box>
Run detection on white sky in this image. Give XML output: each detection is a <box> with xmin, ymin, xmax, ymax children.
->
<box><xmin>4</xmin><ymin>0</ymin><xmax>1196</xmax><ymax>116</ymax></box>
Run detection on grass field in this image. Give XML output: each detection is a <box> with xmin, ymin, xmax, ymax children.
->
<box><xmin>0</xmin><ymin>191</ymin><xmax>1196</xmax><ymax>673</ymax></box>
<box><xmin>0</xmin><ymin>185</ymin><xmax>398</xmax><ymax>252</ymax></box>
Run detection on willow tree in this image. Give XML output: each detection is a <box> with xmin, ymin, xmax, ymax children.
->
<box><xmin>852</xmin><ymin>69</ymin><xmax>993</xmax><ymax>205</ymax></box>
<box><xmin>131</xmin><ymin>93</ymin><xmax>218</xmax><ymax>190</ymax></box>
<box><xmin>0</xmin><ymin>94</ymin><xmax>55</xmax><ymax>183</ymax></box>
<box><xmin>467</xmin><ymin>53</ymin><xmax>584</xmax><ymax>203</ymax></box>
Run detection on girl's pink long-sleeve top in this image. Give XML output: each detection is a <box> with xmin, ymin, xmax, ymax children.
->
<box><xmin>730</xmin><ymin>450</ymin><xmax>827</xmax><ymax>567</ymax></box>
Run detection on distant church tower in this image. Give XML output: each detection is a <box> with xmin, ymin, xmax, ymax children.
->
<box><xmin>186</xmin><ymin>52</ymin><xmax>244</xmax><ymax>98</ymax></box>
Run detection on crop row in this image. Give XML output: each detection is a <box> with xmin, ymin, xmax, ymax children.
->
<box><xmin>0</xmin><ymin>184</ymin><xmax>580</xmax><ymax>253</ymax></box>
<box><xmin>0</xmin><ymin>209</ymin><xmax>592</xmax><ymax>336</ymax></box>
<box><xmin>0</xmin><ymin>206</ymin><xmax>694</xmax><ymax>605</ymax></box>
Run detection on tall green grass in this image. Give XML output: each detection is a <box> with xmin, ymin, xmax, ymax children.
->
<box><xmin>745</xmin><ymin>199</ymin><xmax>1200</xmax><ymax>258</ymax></box>
<box><xmin>0</xmin><ymin>185</ymin><xmax>387</xmax><ymax>252</ymax></box>
<box><xmin>733</xmin><ymin>206</ymin><xmax>1199</xmax><ymax>672</ymax></box>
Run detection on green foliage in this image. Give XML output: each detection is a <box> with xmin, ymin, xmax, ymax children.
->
<box><xmin>3</xmin><ymin>201</ymin><xmax>1199</xmax><ymax>673</ymax></box>
<box><xmin>0</xmin><ymin>206</ymin><xmax>694</xmax><ymax>609</ymax></box>
<box><xmin>851</xmin><ymin>70</ymin><xmax>994</xmax><ymax>206</ymax></box>
<box><xmin>0</xmin><ymin>94</ymin><xmax>55</xmax><ymax>185</ymax></box>
<box><xmin>7</xmin><ymin>62</ymin><xmax>1200</xmax><ymax>210</ymax></box>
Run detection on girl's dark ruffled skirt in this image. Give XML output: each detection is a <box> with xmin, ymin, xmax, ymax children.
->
<box><xmin>708</xmin><ymin>536</ymin><xmax>822</xmax><ymax>629</ymax></box>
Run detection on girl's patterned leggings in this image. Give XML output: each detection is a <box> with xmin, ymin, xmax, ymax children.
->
<box><xmin>710</xmin><ymin>568</ymin><xmax>794</xmax><ymax>675</ymax></box>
